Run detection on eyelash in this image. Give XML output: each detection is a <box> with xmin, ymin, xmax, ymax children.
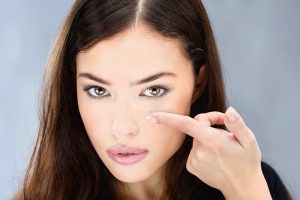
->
<box><xmin>82</xmin><ymin>85</ymin><xmax>170</xmax><ymax>101</ymax></box>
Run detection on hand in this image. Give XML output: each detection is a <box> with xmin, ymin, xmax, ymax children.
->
<box><xmin>145</xmin><ymin>106</ymin><xmax>272</xmax><ymax>200</ymax></box>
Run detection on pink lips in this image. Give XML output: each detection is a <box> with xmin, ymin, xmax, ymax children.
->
<box><xmin>107</xmin><ymin>146</ymin><xmax>148</xmax><ymax>165</ymax></box>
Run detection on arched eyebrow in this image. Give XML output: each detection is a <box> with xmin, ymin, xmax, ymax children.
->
<box><xmin>77</xmin><ymin>71</ymin><xmax>177</xmax><ymax>87</ymax></box>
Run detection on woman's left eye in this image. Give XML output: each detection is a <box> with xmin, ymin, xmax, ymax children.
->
<box><xmin>142</xmin><ymin>85</ymin><xmax>169</xmax><ymax>100</ymax></box>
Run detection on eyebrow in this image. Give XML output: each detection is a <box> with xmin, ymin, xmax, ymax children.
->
<box><xmin>77</xmin><ymin>71</ymin><xmax>177</xmax><ymax>86</ymax></box>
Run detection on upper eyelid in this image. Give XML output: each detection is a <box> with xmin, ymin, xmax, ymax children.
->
<box><xmin>82</xmin><ymin>83</ymin><xmax>169</xmax><ymax>90</ymax></box>
<box><xmin>81</xmin><ymin>79</ymin><xmax>168</xmax><ymax>87</ymax></box>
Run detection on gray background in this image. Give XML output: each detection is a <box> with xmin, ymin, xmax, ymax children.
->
<box><xmin>0</xmin><ymin>1</ymin><xmax>299</xmax><ymax>199</ymax></box>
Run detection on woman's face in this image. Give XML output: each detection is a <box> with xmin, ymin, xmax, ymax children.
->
<box><xmin>76</xmin><ymin>24</ymin><xmax>196</xmax><ymax>183</ymax></box>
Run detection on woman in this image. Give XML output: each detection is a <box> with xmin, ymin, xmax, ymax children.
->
<box><xmin>14</xmin><ymin>0</ymin><xmax>293</xmax><ymax>199</ymax></box>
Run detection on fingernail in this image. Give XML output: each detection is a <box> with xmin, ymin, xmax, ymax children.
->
<box><xmin>227</xmin><ymin>106</ymin><xmax>239</xmax><ymax>122</ymax></box>
<box><xmin>145</xmin><ymin>115</ymin><xmax>158</xmax><ymax>123</ymax></box>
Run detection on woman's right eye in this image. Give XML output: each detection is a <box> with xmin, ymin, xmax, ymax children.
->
<box><xmin>83</xmin><ymin>86</ymin><xmax>108</xmax><ymax>98</ymax></box>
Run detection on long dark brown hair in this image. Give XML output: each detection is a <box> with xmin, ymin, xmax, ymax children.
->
<box><xmin>13</xmin><ymin>0</ymin><xmax>292</xmax><ymax>199</ymax></box>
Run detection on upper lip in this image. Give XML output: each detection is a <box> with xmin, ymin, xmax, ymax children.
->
<box><xmin>107</xmin><ymin>146</ymin><xmax>148</xmax><ymax>155</ymax></box>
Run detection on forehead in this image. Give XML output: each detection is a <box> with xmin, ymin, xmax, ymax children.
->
<box><xmin>76</xmin><ymin>24</ymin><xmax>192</xmax><ymax>77</ymax></box>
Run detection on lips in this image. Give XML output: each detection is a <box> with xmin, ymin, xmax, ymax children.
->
<box><xmin>107</xmin><ymin>146</ymin><xmax>148</xmax><ymax>165</ymax></box>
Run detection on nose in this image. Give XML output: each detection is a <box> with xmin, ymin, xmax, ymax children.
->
<box><xmin>111</xmin><ymin>103</ymin><xmax>139</xmax><ymax>139</ymax></box>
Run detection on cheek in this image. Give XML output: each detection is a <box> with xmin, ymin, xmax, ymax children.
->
<box><xmin>173</xmin><ymin>85</ymin><xmax>194</xmax><ymax>114</ymax></box>
<box><xmin>154</xmin><ymin>129</ymin><xmax>186</xmax><ymax>150</ymax></box>
<box><xmin>78</xmin><ymin>103</ymin><xmax>110</xmax><ymax>154</ymax></box>
<box><xmin>149</xmin><ymin>124</ymin><xmax>187</xmax><ymax>168</ymax></box>
<box><xmin>77</xmin><ymin>95</ymin><xmax>106</xmax><ymax>141</ymax></box>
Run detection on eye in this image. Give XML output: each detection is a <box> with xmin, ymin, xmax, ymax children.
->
<box><xmin>142</xmin><ymin>85</ymin><xmax>169</xmax><ymax>99</ymax></box>
<box><xmin>83</xmin><ymin>86</ymin><xmax>108</xmax><ymax>98</ymax></box>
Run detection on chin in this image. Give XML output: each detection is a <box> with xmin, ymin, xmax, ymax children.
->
<box><xmin>110</xmin><ymin>167</ymin><xmax>151</xmax><ymax>183</ymax></box>
<box><xmin>102</xmin><ymin>159</ymin><xmax>157</xmax><ymax>183</ymax></box>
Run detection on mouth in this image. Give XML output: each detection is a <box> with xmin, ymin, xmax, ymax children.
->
<box><xmin>106</xmin><ymin>146</ymin><xmax>148</xmax><ymax>165</ymax></box>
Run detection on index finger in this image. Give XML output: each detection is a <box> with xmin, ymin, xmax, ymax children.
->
<box><xmin>145</xmin><ymin>112</ymin><xmax>209</xmax><ymax>141</ymax></box>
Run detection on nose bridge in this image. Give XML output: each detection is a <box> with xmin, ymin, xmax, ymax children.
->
<box><xmin>111</xmin><ymin>98</ymin><xmax>139</xmax><ymax>137</ymax></box>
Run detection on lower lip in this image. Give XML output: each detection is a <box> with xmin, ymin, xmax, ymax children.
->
<box><xmin>107</xmin><ymin>151</ymin><xmax>148</xmax><ymax>165</ymax></box>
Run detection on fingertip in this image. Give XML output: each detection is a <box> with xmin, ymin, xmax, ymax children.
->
<box><xmin>224</xmin><ymin>107</ymin><xmax>251</xmax><ymax>148</ymax></box>
<box><xmin>148</xmin><ymin>111</ymin><xmax>166</xmax><ymax>117</ymax></box>
<box><xmin>145</xmin><ymin>115</ymin><xmax>158</xmax><ymax>123</ymax></box>
<box><xmin>146</xmin><ymin>112</ymin><xmax>169</xmax><ymax>123</ymax></box>
<box><xmin>226</xmin><ymin>106</ymin><xmax>240</xmax><ymax>123</ymax></box>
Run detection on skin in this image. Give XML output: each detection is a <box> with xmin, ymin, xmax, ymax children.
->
<box><xmin>76</xmin><ymin>23</ymin><xmax>272</xmax><ymax>199</ymax></box>
<box><xmin>147</xmin><ymin>108</ymin><xmax>272</xmax><ymax>200</ymax></box>
<box><xmin>76</xmin><ymin>23</ymin><xmax>205</xmax><ymax>200</ymax></box>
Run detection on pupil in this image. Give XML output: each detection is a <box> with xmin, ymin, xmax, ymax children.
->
<box><xmin>151</xmin><ymin>88</ymin><xmax>160</xmax><ymax>95</ymax></box>
<box><xmin>95</xmin><ymin>88</ymin><xmax>103</xmax><ymax>95</ymax></box>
